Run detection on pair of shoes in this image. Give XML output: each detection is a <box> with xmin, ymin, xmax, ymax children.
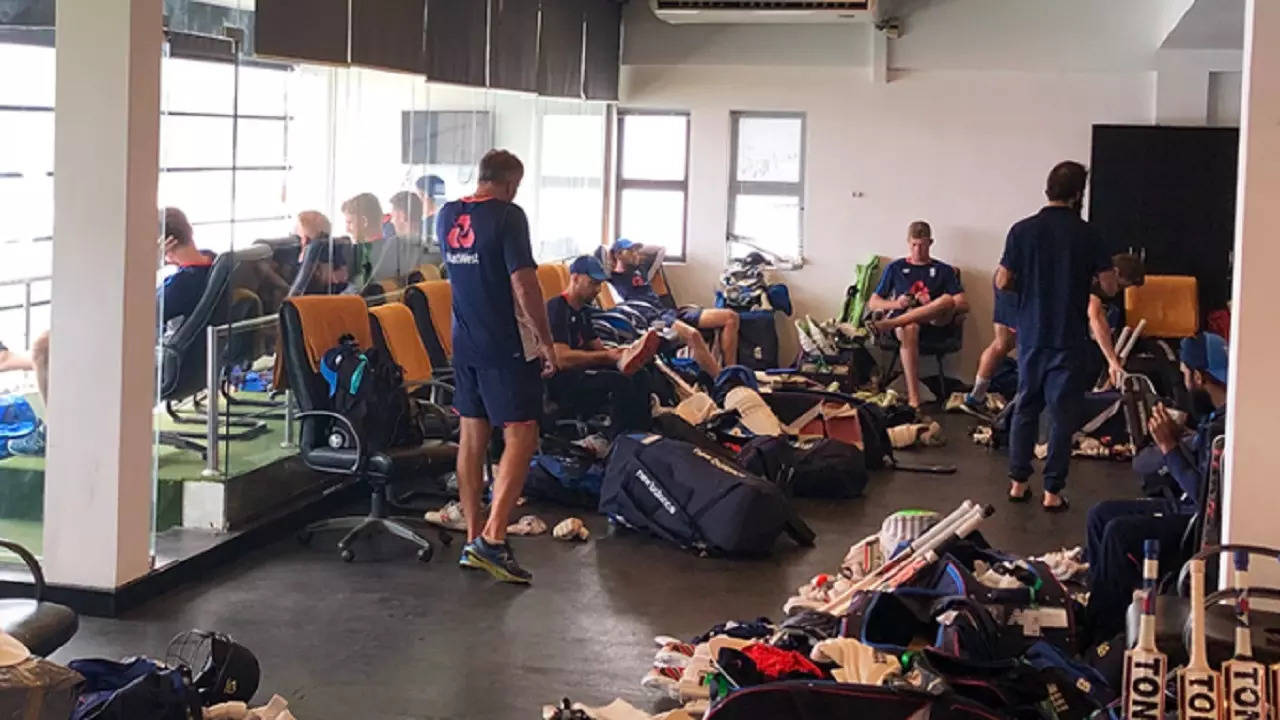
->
<box><xmin>460</xmin><ymin>537</ymin><xmax>533</xmax><ymax>584</ymax></box>
<box><xmin>6</xmin><ymin>423</ymin><xmax>45</xmax><ymax>457</ymax></box>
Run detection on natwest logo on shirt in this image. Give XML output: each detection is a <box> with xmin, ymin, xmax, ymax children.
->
<box><xmin>447</xmin><ymin>213</ymin><xmax>475</xmax><ymax>250</ymax></box>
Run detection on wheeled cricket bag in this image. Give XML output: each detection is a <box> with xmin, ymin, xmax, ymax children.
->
<box><xmin>599</xmin><ymin>433</ymin><xmax>815</xmax><ymax>555</ymax></box>
<box><xmin>704</xmin><ymin>680</ymin><xmax>1005</xmax><ymax>720</ymax></box>
<box><xmin>735</xmin><ymin>310</ymin><xmax>780</xmax><ymax>370</ymax></box>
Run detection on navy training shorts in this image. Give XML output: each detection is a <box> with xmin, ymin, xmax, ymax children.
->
<box><xmin>453</xmin><ymin>359</ymin><xmax>543</xmax><ymax>426</ymax></box>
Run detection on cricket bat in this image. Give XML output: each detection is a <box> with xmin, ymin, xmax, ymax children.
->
<box><xmin>1124</xmin><ymin>539</ymin><xmax>1167</xmax><ymax>720</ymax></box>
<box><xmin>1223</xmin><ymin>551</ymin><xmax>1267</xmax><ymax>720</ymax></box>
<box><xmin>1178</xmin><ymin>557</ymin><xmax>1222</xmax><ymax>720</ymax></box>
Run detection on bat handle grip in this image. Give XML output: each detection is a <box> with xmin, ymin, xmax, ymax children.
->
<box><xmin>1235</xmin><ymin>549</ymin><xmax>1251</xmax><ymax>572</ymax></box>
<box><xmin>1144</xmin><ymin>539</ymin><xmax>1159</xmax><ymax>559</ymax></box>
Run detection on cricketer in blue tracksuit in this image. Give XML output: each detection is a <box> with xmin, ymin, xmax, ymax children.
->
<box><xmin>1081</xmin><ymin>332</ymin><xmax>1229</xmax><ymax>644</ymax></box>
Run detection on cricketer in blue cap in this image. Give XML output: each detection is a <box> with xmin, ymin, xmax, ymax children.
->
<box><xmin>1080</xmin><ymin>332</ymin><xmax>1230</xmax><ymax>647</ymax></box>
<box><xmin>545</xmin><ymin>255</ymin><xmax>660</xmax><ymax>439</ymax></box>
<box><xmin>1179</xmin><ymin>331</ymin><xmax>1229</xmax><ymax>386</ymax></box>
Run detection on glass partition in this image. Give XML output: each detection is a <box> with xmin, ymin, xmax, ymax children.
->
<box><xmin>0</xmin><ymin>39</ymin><xmax>55</xmax><ymax>557</ymax></box>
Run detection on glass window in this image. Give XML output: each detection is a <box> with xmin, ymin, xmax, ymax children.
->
<box><xmin>534</xmin><ymin>104</ymin><xmax>606</xmax><ymax>261</ymax></box>
<box><xmin>728</xmin><ymin>112</ymin><xmax>805</xmax><ymax>264</ymax></box>
<box><xmin>616</xmin><ymin>110</ymin><xmax>689</xmax><ymax>260</ymax></box>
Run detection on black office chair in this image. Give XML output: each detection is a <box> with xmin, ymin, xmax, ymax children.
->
<box><xmin>402</xmin><ymin>280</ymin><xmax>453</xmax><ymax>376</ymax></box>
<box><xmin>280</xmin><ymin>295</ymin><xmax>454</xmax><ymax>563</ymax></box>
<box><xmin>158</xmin><ymin>248</ymin><xmax>268</xmax><ymax>458</ymax></box>
<box><xmin>873</xmin><ymin>320</ymin><xmax>965</xmax><ymax>402</ymax></box>
<box><xmin>0</xmin><ymin>540</ymin><xmax>78</xmax><ymax>657</ymax></box>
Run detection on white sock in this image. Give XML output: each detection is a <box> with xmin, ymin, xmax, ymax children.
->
<box><xmin>970</xmin><ymin>377</ymin><xmax>990</xmax><ymax>401</ymax></box>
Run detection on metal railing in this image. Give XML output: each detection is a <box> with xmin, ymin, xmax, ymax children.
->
<box><xmin>0</xmin><ymin>274</ymin><xmax>52</xmax><ymax>351</ymax></box>
<box><xmin>202</xmin><ymin>314</ymin><xmax>294</xmax><ymax>477</ymax></box>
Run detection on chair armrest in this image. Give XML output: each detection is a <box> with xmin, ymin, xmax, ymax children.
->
<box><xmin>295</xmin><ymin>410</ymin><xmax>363</xmax><ymax>473</ymax></box>
<box><xmin>0</xmin><ymin>540</ymin><xmax>45</xmax><ymax>602</ymax></box>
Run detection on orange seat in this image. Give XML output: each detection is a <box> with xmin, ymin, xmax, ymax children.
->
<box><xmin>369</xmin><ymin>304</ymin><xmax>434</xmax><ymax>385</ymax></box>
<box><xmin>536</xmin><ymin>264</ymin><xmax>567</xmax><ymax>301</ymax></box>
<box><xmin>1125</xmin><ymin>275</ymin><xmax>1199</xmax><ymax>338</ymax></box>
<box><xmin>402</xmin><ymin>279</ymin><xmax>453</xmax><ymax>369</ymax></box>
<box><xmin>284</xmin><ymin>295</ymin><xmax>374</xmax><ymax>371</ymax></box>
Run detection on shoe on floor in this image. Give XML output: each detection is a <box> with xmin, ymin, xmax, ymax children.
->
<box><xmin>7</xmin><ymin>423</ymin><xmax>45</xmax><ymax>457</ymax></box>
<box><xmin>462</xmin><ymin>537</ymin><xmax>533</xmax><ymax>584</ymax></box>
<box><xmin>424</xmin><ymin>500</ymin><xmax>467</xmax><ymax>531</ymax></box>
<box><xmin>948</xmin><ymin>393</ymin><xmax>994</xmax><ymax>421</ymax></box>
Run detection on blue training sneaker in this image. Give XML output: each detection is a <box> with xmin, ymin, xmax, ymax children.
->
<box><xmin>461</xmin><ymin>537</ymin><xmax>532</xmax><ymax>584</ymax></box>
<box><xmin>7</xmin><ymin>423</ymin><xmax>45</xmax><ymax>457</ymax></box>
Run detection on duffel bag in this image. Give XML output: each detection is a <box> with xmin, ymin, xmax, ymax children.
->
<box><xmin>600</xmin><ymin>433</ymin><xmax>814</xmax><ymax>555</ymax></box>
<box><xmin>704</xmin><ymin>680</ymin><xmax>1003</xmax><ymax>720</ymax></box>
<box><xmin>792</xmin><ymin>438</ymin><xmax>867</xmax><ymax>499</ymax></box>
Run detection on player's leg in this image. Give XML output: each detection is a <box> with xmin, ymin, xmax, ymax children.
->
<box><xmin>467</xmin><ymin>361</ymin><xmax>544</xmax><ymax>584</ymax></box>
<box><xmin>896</xmin><ymin>322</ymin><xmax>923</xmax><ymax>408</ymax></box>
<box><xmin>452</xmin><ymin>365</ymin><xmax>492</xmax><ymax>543</ymax></box>
<box><xmin>697</xmin><ymin>308</ymin><xmax>740</xmax><ymax>366</ymax></box>
<box><xmin>1042</xmin><ymin>350</ymin><xmax>1086</xmax><ymax>509</ymax></box>
<box><xmin>969</xmin><ymin>323</ymin><xmax>1015</xmax><ymax>403</ymax></box>
<box><xmin>874</xmin><ymin>294</ymin><xmax>957</xmax><ymax>331</ymax></box>
<box><xmin>31</xmin><ymin>330</ymin><xmax>49</xmax><ymax>404</ymax></box>
<box><xmin>1008</xmin><ymin>349</ymin><xmax>1046</xmax><ymax>500</ymax></box>
<box><xmin>673</xmin><ymin>321</ymin><xmax>722</xmax><ymax>376</ymax></box>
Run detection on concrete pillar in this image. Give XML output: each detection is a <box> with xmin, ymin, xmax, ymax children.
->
<box><xmin>1222</xmin><ymin>0</ymin><xmax>1280</xmax><ymax>576</ymax></box>
<box><xmin>44</xmin><ymin>0</ymin><xmax>163</xmax><ymax>588</ymax></box>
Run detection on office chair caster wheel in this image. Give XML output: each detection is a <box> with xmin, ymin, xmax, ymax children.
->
<box><xmin>340</xmin><ymin>548</ymin><xmax>355</xmax><ymax>563</ymax></box>
<box><xmin>297</xmin><ymin>530</ymin><xmax>313</xmax><ymax>546</ymax></box>
<box><xmin>438</xmin><ymin>531</ymin><xmax>453</xmax><ymax>546</ymax></box>
<box><xmin>417</xmin><ymin>546</ymin><xmax>433</xmax><ymax>563</ymax></box>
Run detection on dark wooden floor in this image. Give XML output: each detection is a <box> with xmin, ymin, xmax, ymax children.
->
<box><xmin>54</xmin><ymin>414</ymin><xmax>1135</xmax><ymax>719</ymax></box>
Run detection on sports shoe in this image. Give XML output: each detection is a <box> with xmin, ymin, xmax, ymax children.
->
<box><xmin>951</xmin><ymin>393</ymin><xmax>994</xmax><ymax>421</ymax></box>
<box><xmin>461</xmin><ymin>537</ymin><xmax>532</xmax><ymax>584</ymax></box>
<box><xmin>617</xmin><ymin>330</ymin><xmax>661</xmax><ymax>376</ymax></box>
<box><xmin>7</xmin><ymin>423</ymin><xmax>45</xmax><ymax>457</ymax></box>
<box><xmin>424</xmin><ymin>500</ymin><xmax>467</xmax><ymax>531</ymax></box>
<box><xmin>640</xmin><ymin>666</ymin><xmax>683</xmax><ymax>700</ymax></box>
<box><xmin>654</xmin><ymin>640</ymin><xmax>696</xmax><ymax>669</ymax></box>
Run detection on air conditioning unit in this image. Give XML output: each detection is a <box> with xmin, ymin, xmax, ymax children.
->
<box><xmin>651</xmin><ymin>0</ymin><xmax>876</xmax><ymax>24</ymax></box>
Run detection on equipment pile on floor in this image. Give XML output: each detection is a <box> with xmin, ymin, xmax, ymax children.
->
<box><xmin>544</xmin><ymin>501</ymin><xmax>1108</xmax><ymax>720</ymax></box>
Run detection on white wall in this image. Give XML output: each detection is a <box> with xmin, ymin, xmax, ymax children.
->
<box><xmin>622</xmin><ymin>64</ymin><xmax>1154</xmax><ymax>373</ymax></box>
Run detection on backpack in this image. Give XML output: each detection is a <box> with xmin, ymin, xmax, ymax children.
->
<box><xmin>321</xmin><ymin>334</ymin><xmax>419</xmax><ymax>453</ymax></box>
<box><xmin>791</xmin><ymin>439</ymin><xmax>867</xmax><ymax>499</ymax></box>
<box><xmin>599</xmin><ymin>433</ymin><xmax>814</xmax><ymax>556</ymax></box>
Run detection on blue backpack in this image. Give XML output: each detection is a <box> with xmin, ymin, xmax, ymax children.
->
<box><xmin>70</xmin><ymin>657</ymin><xmax>201</xmax><ymax>720</ymax></box>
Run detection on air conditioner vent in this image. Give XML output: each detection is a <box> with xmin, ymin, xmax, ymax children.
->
<box><xmin>652</xmin><ymin>0</ymin><xmax>875</xmax><ymax>24</ymax></box>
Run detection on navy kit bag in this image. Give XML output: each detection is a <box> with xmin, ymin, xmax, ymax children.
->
<box><xmin>599</xmin><ymin>433</ymin><xmax>815</xmax><ymax>555</ymax></box>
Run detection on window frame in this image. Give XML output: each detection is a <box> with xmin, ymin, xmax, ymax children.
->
<box><xmin>158</xmin><ymin>56</ymin><xmax>296</xmax><ymax>245</ymax></box>
<box><xmin>614</xmin><ymin>108</ymin><xmax>691</xmax><ymax>262</ymax></box>
<box><xmin>727</xmin><ymin>110</ymin><xmax>807</xmax><ymax>267</ymax></box>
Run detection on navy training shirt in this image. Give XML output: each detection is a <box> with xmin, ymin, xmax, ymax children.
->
<box><xmin>547</xmin><ymin>294</ymin><xmax>598</xmax><ymax>351</ymax></box>
<box><xmin>873</xmin><ymin>259</ymin><xmax>964</xmax><ymax>304</ymax></box>
<box><xmin>608</xmin><ymin>269</ymin><xmax>664</xmax><ymax>307</ymax></box>
<box><xmin>1000</xmin><ymin>206</ymin><xmax>1111</xmax><ymax>349</ymax></box>
<box><xmin>438</xmin><ymin>196</ymin><xmax>537</xmax><ymax>368</ymax></box>
<box><xmin>159</xmin><ymin>252</ymin><xmax>215</xmax><ymax>326</ymax></box>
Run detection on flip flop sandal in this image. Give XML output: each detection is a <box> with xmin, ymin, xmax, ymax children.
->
<box><xmin>1008</xmin><ymin>488</ymin><xmax>1031</xmax><ymax>503</ymax></box>
<box><xmin>1043</xmin><ymin>498</ymin><xmax>1071</xmax><ymax>513</ymax></box>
